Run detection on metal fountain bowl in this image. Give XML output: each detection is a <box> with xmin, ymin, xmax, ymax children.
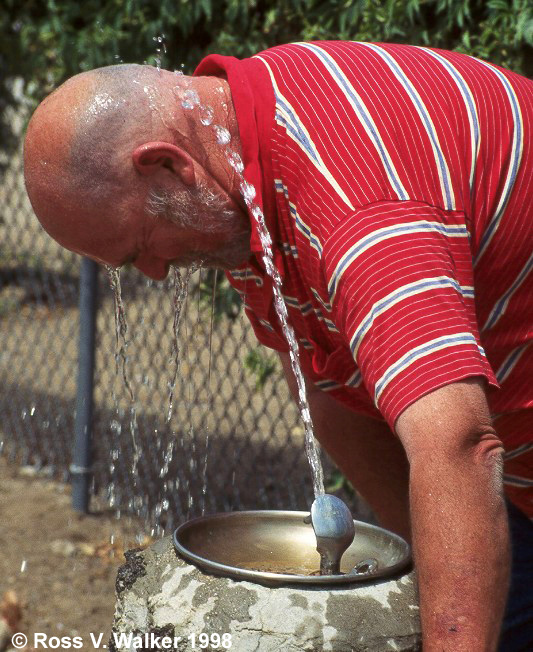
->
<box><xmin>173</xmin><ymin>510</ymin><xmax>411</xmax><ymax>586</ymax></box>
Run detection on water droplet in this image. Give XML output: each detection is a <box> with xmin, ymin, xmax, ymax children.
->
<box><xmin>252</xmin><ymin>205</ymin><xmax>265</xmax><ymax>221</ymax></box>
<box><xmin>227</xmin><ymin>149</ymin><xmax>244</xmax><ymax>173</ymax></box>
<box><xmin>110</xmin><ymin>420</ymin><xmax>122</xmax><ymax>435</ymax></box>
<box><xmin>214</xmin><ymin>125</ymin><xmax>231</xmax><ymax>145</ymax></box>
<box><xmin>199</xmin><ymin>104</ymin><xmax>214</xmax><ymax>126</ymax></box>
<box><xmin>30</xmin><ymin>406</ymin><xmax>36</xmax><ymax>416</ymax></box>
<box><xmin>181</xmin><ymin>89</ymin><xmax>200</xmax><ymax>110</ymax></box>
<box><xmin>240</xmin><ymin>180</ymin><xmax>256</xmax><ymax>204</ymax></box>
<box><xmin>20</xmin><ymin>560</ymin><xmax>27</xmax><ymax>573</ymax></box>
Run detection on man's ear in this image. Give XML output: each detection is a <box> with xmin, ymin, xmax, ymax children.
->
<box><xmin>132</xmin><ymin>142</ymin><xmax>195</xmax><ymax>186</ymax></box>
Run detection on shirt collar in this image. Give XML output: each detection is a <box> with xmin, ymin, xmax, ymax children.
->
<box><xmin>193</xmin><ymin>54</ymin><xmax>278</xmax><ymax>259</ymax></box>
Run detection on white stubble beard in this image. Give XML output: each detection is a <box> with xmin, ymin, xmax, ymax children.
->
<box><xmin>145</xmin><ymin>179</ymin><xmax>251</xmax><ymax>269</ymax></box>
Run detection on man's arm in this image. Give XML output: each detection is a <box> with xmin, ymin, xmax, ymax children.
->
<box><xmin>279</xmin><ymin>353</ymin><xmax>510</xmax><ymax>649</ymax></box>
<box><xmin>396</xmin><ymin>378</ymin><xmax>510</xmax><ymax>651</ymax></box>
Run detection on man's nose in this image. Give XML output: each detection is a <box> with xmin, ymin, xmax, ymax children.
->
<box><xmin>132</xmin><ymin>252</ymin><xmax>170</xmax><ymax>281</ymax></box>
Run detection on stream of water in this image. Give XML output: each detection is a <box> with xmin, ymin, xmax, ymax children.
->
<box><xmin>245</xmin><ymin>191</ymin><xmax>326</xmax><ymax>497</ymax></box>
<box><xmin>166</xmin><ymin>265</ymin><xmax>195</xmax><ymax>423</ymax></box>
<box><xmin>105</xmin><ymin>66</ymin><xmax>326</xmax><ymax>525</ymax></box>
<box><xmin>106</xmin><ymin>266</ymin><xmax>134</xmax><ymax>402</ymax></box>
<box><xmin>175</xmin><ymin>83</ymin><xmax>326</xmax><ymax>497</ymax></box>
<box><xmin>106</xmin><ymin>266</ymin><xmax>143</xmax><ymax>514</ymax></box>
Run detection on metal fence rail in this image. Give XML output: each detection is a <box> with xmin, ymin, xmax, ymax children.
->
<box><xmin>1</xmin><ymin>139</ymin><xmax>350</xmax><ymax>530</ymax></box>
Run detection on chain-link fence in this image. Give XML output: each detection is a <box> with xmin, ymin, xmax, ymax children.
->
<box><xmin>1</xmin><ymin>124</ymin><xmax>353</xmax><ymax>531</ymax></box>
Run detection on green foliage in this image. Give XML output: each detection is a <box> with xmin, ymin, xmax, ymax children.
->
<box><xmin>2</xmin><ymin>0</ymin><xmax>531</xmax><ymax>110</ymax></box>
<box><xmin>244</xmin><ymin>348</ymin><xmax>278</xmax><ymax>389</ymax></box>
<box><xmin>325</xmin><ymin>468</ymin><xmax>355</xmax><ymax>496</ymax></box>
<box><xmin>1</xmin><ymin>0</ymin><xmax>531</xmax><ymax>164</ymax></box>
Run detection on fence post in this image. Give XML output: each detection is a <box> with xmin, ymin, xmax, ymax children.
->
<box><xmin>71</xmin><ymin>257</ymin><xmax>98</xmax><ymax>512</ymax></box>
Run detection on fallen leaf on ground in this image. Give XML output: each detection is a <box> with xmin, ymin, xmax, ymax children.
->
<box><xmin>0</xmin><ymin>591</ymin><xmax>22</xmax><ymax>631</ymax></box>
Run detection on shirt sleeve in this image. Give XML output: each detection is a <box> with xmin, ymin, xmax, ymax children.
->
<box><xmin>321</xmin><ymin>199</ymin><xmax>498</xmax><ymax>429</ymax></box>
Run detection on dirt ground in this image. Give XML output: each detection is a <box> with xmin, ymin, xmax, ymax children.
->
<box><xmin>0</xmin><ymin>458</ymin><xmax>151</xmax><ymax>650</ymax></box>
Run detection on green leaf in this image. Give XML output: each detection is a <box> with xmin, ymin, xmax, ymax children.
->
<box><xmin>244</xmin><ymin>349</ymin><xmax>277</xmax><ymax>390</ymax></box>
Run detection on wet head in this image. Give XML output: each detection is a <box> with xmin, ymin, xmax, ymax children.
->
<box><xmin>24</xmin><ymin>64</ymin><xmax>251</xmax><ymax>280</ymax></box>
<box><xmin>24</xmin><ymin>66</ymin><xmax>147</xmax><ymax>265</ymax></box>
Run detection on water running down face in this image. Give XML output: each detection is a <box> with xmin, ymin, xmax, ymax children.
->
<box><xmin>142</xmin><ymin>179</ymin><xmax>251</xmax><ymax>273</ymax></box>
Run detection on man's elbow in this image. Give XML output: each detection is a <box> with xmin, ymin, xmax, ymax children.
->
<box><xmin>469</xmin><ymin>428</ymin><xmax>505</xmax><ymax>465</ymax></box>
<box><xmin>427</xmin><ymin>426</ymin><xmax>505</xmax><ymax>472</ymax></box>
<box><xmin>396</xmin><ymin>379</ymin><xmax>505</xmax><ymax>469</ymax></box>
<box><xmin>464</xmin><ymin>428</ymin><xmax>506</xmax><ymax>495</ymax></box>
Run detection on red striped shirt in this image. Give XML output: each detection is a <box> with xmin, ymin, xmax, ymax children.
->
<box><xmin>195</xmin><ymin>42</ymin><xmax>533</xmax><ymax>517</ymax></box>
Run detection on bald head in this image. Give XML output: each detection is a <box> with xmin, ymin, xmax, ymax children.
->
<box><xmin>24</xmin><ymin>64</ymin><xmax>249</xmax><ymax>278</ymax></box>
<box><xmin>24</xmin><ymin>64</ymin><xmax>182</xmax><ymax>257</ymax></box>
<box><xmin>69</xmin><ymin>65</ymin><xmax>151</xmax><ymax>197</ymax></box>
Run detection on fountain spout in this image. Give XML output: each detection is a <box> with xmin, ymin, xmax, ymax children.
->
<box><xmin>309</xmin><ymin>494</ymin><xmax>355</xmax><ymax>575</ymax></box>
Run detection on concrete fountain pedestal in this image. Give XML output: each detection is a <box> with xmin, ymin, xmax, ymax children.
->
<box><xmin>111</xmin><ymin>536</ymin><xmax>421</xmax><ymax>652</ymax></box>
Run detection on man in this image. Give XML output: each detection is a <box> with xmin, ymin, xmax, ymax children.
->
<box><xmin>24</xmin><ymin>42</ymin><xmax>532</xmax><ymax>650</ymax></box>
